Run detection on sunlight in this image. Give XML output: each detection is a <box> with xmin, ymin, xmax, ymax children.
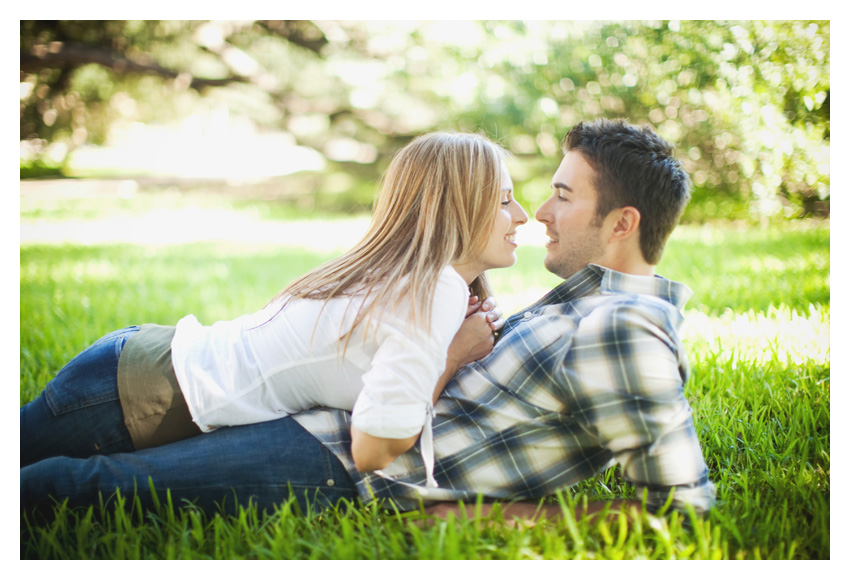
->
<box><xmin>21</xmin><ymin>207</ymin><xmax>372</xmax><ymax>252</ymax></box>
<box><xmin>66</xmin><ymin>111</ymin><xmax>326</xmax><ymax>180</ymax></box>
<box><xmin>737</xmin><ymin>254</ymin><xmax>829</xmax><ymax>274</ymax></box>
<box><xmin>682</xmin><ymin>305</ymin><xmax>830</xmax><ymax>366</ymax></box>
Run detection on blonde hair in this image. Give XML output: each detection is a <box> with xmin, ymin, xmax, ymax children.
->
<box><xmin>268</xmin><ymin>131</ymin><xmax>505</xmax><ymax>344</ymax></box>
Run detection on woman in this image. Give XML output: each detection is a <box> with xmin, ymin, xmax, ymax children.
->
<box><xmin>20</xmin><ymin>132</ymin><xmax>528</xmax><ymax>489</ymax></box>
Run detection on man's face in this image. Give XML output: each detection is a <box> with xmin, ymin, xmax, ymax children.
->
<box><xmin>535</xmin><ymin>151</ymin><xmax>608</xmax><ymax>279</ymax></box>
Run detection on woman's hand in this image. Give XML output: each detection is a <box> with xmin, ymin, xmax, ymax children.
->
<box><xmin>450</xmin><ymin>296</ymin><xmax>504</xmax><ymax>367</ymax></box>
<box><xmin>431</xmin><ymin>296</ymin><xmax>504</xmax><ymax>405</ymax></box>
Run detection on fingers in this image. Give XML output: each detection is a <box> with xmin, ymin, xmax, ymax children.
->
<box><xmin>466</xmin><ymin>296</ymin><xmax>483</xmax><ymax>318</ymax></box>
<box><xmin>467</xmin><ymin>295</ymin><xmax>505</xmax><ymax>334</ymax></box>
<box><xmin>450</xmin><ymin>310</ymin><xmax>499</xmax><ymax>365</ymax></box>
<box><xmin>483</xmin><ymin>300</ymin><xmax>503</xmax><ymax>332</ymax></box>
<box><xmin>489</xmin><ymin>314</ymin><xmax>505</xmax><ymax>332</ymax></box>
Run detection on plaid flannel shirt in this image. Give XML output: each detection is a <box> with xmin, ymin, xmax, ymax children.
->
<box><xmin>294</xmin><ymin>264</ymin><xmax>715</xmax><ymax>513</ymax></box>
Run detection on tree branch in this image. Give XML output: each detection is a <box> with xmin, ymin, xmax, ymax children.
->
<box><xmin>21</xmin><ymin>42</ymin><xmax>249</xmax><ymax>90</ymax></box>
<box><xmin>258</xmin><ymin>20</ymin><xmax>330</xmax><ymax>54</ymax></box>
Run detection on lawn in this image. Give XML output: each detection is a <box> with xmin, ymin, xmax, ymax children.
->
<box><xmin>20</xmin><ymin>196</ymin><xmax>829</xmax><ymax>559</ymax></box>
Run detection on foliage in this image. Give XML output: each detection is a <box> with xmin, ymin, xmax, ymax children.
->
<box><xmin>20</xmin><ymin>20</ymin><xmax>829</xmax><ymax>221</ymax></box>
<box><xmin>448</xmin><ymin>21</ymin><xmax>830</xmax><ymax>220</ymax></box>
<box><xmin>20</xmin><ymin>158</ymin><xmax>64</xmax><ymax>179</ymax></box>
<box><xmin>20</xmin><ymin>200</ymin><xmax>829</xmax><ymax>557</ymax></box>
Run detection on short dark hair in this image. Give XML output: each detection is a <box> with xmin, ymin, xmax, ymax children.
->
<box><xmin>564</xmin><ymin>118</ymin><xmax>691</xmax><ymax>264</ymax></box>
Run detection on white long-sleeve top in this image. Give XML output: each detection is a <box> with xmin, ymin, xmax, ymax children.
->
<box><xmin>170</xmin><ymin>266</ymin><xmax>469</xmax><ymax>486</ymax></box>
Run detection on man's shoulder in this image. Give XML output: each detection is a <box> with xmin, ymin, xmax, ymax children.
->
<box><xmin>582</xmin><ymin>288</ymin><xmax>680</xmax><ymax>323</ymax></box>
<box><xmin>588</xmin><ymin>267</ymin><xmax>689</xmax><ymax>326</ymax></box>
<box><xmin>566</xmin><ymin>291</ymin><xmax>685</xmax><ymax>356</ymax></box>
<box><xmin>594</xmin><ymin>265</ymin><xmax>692</xmax><ymax>309</ymax></box>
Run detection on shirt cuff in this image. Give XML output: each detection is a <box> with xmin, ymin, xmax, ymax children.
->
<box><xmin>351</xmin><ymin>401</ymin><xmax>428</xmax><ymax>439</ymax></box>
<box><xmin>635</xmin><ymin>475</ymin><xmax>716</xmax><ymax>515</ymax></box>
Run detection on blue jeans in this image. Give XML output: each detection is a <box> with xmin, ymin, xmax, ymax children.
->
<box><xmin>21</xmin><ymin>327</ymin><xmax>358</xmax><ymax>514</ymax></box>
<box><xmin>21</xmin><ymin>416</ymin><xmax>359</xmax><ymax>515</ymax></box>
<box><xmin>20</xmin><ymin>326</ymin><xmax>140</xmax><ymax>468</ymax></box>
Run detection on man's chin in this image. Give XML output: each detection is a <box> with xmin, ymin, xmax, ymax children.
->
<box><xmin>542</xmin><ymin>258</ymin><xmax>561</xmax><ymax>277</ymax></box>
<box><xmin>543</xmin><ymin>257</ymin><xmax>579</xmax><ymax>280</ymax></box>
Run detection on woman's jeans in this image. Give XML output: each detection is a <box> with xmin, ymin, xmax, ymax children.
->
<box><xmin>21</xmin><ymin>328</ymin><xmax>358</xmax><ymax>515</ymax></box>
<box><xmin>20</xmin><ymin>326</ymin><xmax>140</xmax><ymax>468</ymax></box>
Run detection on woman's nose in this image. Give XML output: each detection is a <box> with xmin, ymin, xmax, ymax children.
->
<box><xmin>513</xmin><ymin>201</ymin><xmax>528</xmax><ymax>224</ymax></box>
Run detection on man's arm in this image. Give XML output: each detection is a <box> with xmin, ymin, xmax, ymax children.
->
<box><xmin>562</xmin><ymin>302</ymin><xmax>715</xmax><ymax>514</ymax></box>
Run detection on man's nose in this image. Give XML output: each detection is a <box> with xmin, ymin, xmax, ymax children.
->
<box><xmin>534</xmin><ymin>198</ymin><xmax>551</xmax><ymax>223</ymax></box>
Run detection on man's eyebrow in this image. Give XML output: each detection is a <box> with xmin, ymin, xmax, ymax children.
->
<box><xmin>551</xmin><ymin>182</ymin><xmax>573</xmax><ymax>192</ymax></box>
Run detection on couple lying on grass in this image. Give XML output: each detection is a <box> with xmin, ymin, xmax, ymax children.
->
<box><xmin>21</xmin><ymin>118</ymin><xmax>715</xmax><ymax>522</ymax></box>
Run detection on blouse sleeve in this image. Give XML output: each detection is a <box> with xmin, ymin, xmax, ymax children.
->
<box><xmin>350</xmin><ymin>266</ymin><xmax>468</xmax><ymax>439</ymax></box>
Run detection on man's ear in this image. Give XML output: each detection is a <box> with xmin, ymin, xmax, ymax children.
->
<box><xmin>609</xmin><ymin>206</ymin><xmax>641</xmax><ymax>240</ymax></box>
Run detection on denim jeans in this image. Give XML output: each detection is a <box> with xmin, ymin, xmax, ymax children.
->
<box><xmin>20</xmin><ymin>326</ymin><xmax>140</xmax><ymax>468</ymax></box>
<box><xmin>21</xmin><ymin>328</ymin><xmax>358</xmax><ymax>515</ymax></box>
<box><xmin>21</xmin><ymin>416</ymin><xmax>358</xmax><ymax>515</ymax></box>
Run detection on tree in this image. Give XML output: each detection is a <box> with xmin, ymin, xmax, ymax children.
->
<box><xmin>21</xmin><ymin>20</ymin><xmax>829</xmax><ymax>220</ymax></box>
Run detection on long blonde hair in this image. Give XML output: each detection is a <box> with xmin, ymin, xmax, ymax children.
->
<box><xmin>269</xmin><ymin>131</ymin><xmax>505</xmax><ymax>343</ymax></box>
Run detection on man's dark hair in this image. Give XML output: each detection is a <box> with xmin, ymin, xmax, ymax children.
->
<box><xmin>564</xmin><ymin>118</ymin><xmax>691</xmax><ymax>264</ymax></box>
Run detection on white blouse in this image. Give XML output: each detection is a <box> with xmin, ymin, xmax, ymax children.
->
<box><xmin>170</xmin><ymin>266</ymin><xmax>469</xmax><ymax>487</ymax></box>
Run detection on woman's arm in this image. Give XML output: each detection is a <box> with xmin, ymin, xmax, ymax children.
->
<box><xmin>432</xmin><ymin>296</ymin><xmax>503</xmax><ymax>404</ymax></box>
<box><xmin>350</xmin><ymin>296</ymin><xmax>505</xmax><ymax>472</ymax></box>
<box><xmin>350</xmin><ymin>427</ymin><xmax>420</xmax><ymax>472</ymax></box>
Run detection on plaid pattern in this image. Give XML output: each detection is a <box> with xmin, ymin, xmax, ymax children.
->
<box><xmin>294</xmin><ymin>264</ymin><xmax>715</xmax><ymax>513</ymax></box>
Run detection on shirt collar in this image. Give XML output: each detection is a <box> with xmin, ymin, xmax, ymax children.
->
<box><xmin>539</xmin><ymin>263</ymin><xmax>692</xmax><ymax>311</ymax></box>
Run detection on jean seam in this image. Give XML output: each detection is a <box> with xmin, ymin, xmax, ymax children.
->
<box><xmin>320</xmin><ymin>444</ymin><xmax>334</xmax><ymax>483</ymax></box>
<box><xmin>44</xmin><ymin>384</ymin><xmax>120</xmax><ymax>415</ymax></box>
<box><xmin>43</xmin><ymin>329</ymin><xmax>134</xmax><ymax>415</ymax></box>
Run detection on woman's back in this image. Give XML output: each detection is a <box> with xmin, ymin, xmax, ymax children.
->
<box><xmin>171</xmin><ymin>265</ymin><xmax>469</xmax><ymax>433</ymax></box>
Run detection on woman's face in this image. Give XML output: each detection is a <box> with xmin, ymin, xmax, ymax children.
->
<box><xmin>466</xmin><ymin>163</ymin><xmax>529</xmax><ymax>276</ymax></box>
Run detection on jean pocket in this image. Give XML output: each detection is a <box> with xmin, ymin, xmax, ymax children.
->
<box><xmin>44</xmin><ymin>328</ymin><xmax>137</xmax><ymax>415</ymax></box>
<box><xmin>90</xmin><ymin>325</ymin><xmax>140</xmax><ymax>357</ymax></box>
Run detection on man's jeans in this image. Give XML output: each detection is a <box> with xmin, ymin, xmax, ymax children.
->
<box><xmin>21</xmin><ymin>328</ymin><xmax>358</xmax><ymax>515</ymax></box>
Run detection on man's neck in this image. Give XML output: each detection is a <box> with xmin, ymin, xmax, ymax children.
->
<box><xmin>617</xmin><ymin>263</ymin><xmax>655</xmax><ymax>277</ymax></box>
<box><xmin>598</xmin><ymin>242</ymin><xmax>654</xmax><ymax>277</ymax></box>
<box><xmin>595</xmin><ymin>257</ymin><xmax>654</xmax><ymax>277</ymax></box>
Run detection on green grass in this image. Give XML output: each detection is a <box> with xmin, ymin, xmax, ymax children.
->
<box><xmin>20</xmin><ymin>204</ymin><xmax>829</xmax><ymax>559</ymax></box>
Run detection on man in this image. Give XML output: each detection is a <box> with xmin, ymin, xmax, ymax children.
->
<box><xmin>21</xmin><ymin>119</ymin><xmax>714</xmax><ymax>518</ymax></box>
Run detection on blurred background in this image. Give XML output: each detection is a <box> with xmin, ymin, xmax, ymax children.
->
<box><xmin>20</xmin><ymin>20</ymin><xmax>829</xmax><ymax>223</ymax></box>
<box><xmin>19</xmin><ymin>24</ymin><xmax>831</xmax><ymax>555</ymax></box>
